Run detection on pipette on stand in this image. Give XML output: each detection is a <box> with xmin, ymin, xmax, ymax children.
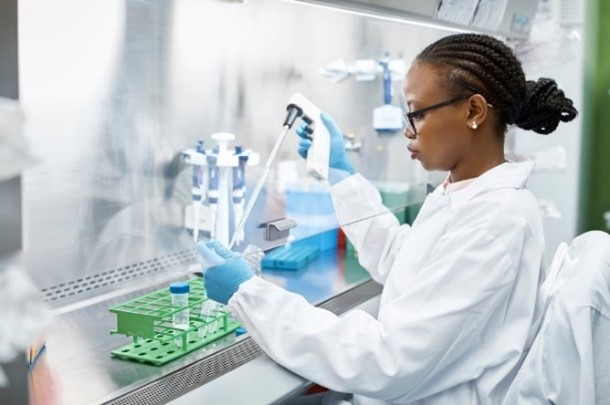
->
<box><xmin>192</xmin><ymin>141</ymin><xmax>206</xmax><ymax>243</ymax></box>
<box><xmin>232</xmin><ymin>153</ymin><xmax>248</xmax><ymax>246</ymax></box>
<box><xmin>192</xmin><ymin>166</ymin><xmax>202</xmax><ymax>243</ymax></box>
<box><xmin>207</xmin><ymin>155</ymin><xmax>219</xmax><ymax>239</ymax></box>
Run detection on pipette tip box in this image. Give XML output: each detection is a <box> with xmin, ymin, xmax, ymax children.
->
<box><xmin>261</xmin><ymin>245</ymin><xmax>320</xmax><ymax>270</ymax></box>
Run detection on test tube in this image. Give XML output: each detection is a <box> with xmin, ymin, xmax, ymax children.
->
<box><xmin>169</xmin><ymin>282</ymin><xmax>190</xmax><ymax>348</ymax></box>
<box><xmin>198</xmin><ymin>299</ymin><xmax>220</xmax><ymax>339</ymax></box>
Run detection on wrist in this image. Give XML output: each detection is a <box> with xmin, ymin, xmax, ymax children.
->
<box><xmin>227</xmin><ymin>273</ymin><xmax>254</xmax><ymax>302</ymax></box>
<box><xmin>335</xmin><ymin>162</ymin><xmax>356</xmax><ymax>175</ymax></box>
<box><xmin>331</xmin><ymin>158</ymin><xmax>355</xmax><ymax>175</ymax></box>
<box><xmin>233</xmin><ymin>271</ymin><xmax>255</xmax><ymax>292</ymax></box>
<box><xmin>328</xmin><ymin>167</ymin><xmax>355</xmax><ymax>185</ymax></box>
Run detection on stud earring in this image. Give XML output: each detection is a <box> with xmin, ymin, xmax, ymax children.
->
<box><xmin>471</xmin><ymin>122</ymin><xmax>478</xmax><ymax>129</ymax></box>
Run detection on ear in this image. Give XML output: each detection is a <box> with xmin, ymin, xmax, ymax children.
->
<box><xmin>466</xmin><ymin>94</ymin><xmax>490</xmax><ymax>129</ymax></box>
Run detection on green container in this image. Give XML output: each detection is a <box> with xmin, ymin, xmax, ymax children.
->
<box><xmin>374</xmin><ymin>181</ymin><xmax>411</xmax><ymax>224</ymax></box>
<box><xmin>346</xmin><ymin>182</ymin><xmax>411</xmax><ymax>258</ymax></box>
<box><xmin>109</xmin><ymin>278</ymin><xmax>240</xmax><ymax>366</ymax></box>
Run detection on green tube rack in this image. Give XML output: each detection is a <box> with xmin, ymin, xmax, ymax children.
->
<box><xmin>109</xmin><ymin>278</ymin><xmax>240</xmax><ymax>366</ymax></box>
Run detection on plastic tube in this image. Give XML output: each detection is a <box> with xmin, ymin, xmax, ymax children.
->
<box><xmin>169</xmin><ymin>282</ymin><xmax>190</xmax><ymax>348</ymax></box>
<box><xmin>198</xmin><ymin>299</ymin><xmax>219</xmax><ymax>338</ymax></box>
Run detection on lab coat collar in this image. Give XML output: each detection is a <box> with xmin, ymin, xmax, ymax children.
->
<box><xmin>441</xmin><ymin>160</ymin><xmax>536</xmax><ymax>210</ymax></box>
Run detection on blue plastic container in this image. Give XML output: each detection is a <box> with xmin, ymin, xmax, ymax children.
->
<box><xmin>285</xmin><ymin>185</ymin><xmax>339</xmax><ymax>252</ymax></box>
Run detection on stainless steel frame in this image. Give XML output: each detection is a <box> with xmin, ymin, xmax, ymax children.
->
<box><xmin>0</xmin><ymin>0</ymin><xmax>28</xmax><ymax>403</ymax></box>
<box><xmin>0</xmin><ymin>0</ymin><xmax>21</xmax><ymax>259</ymax></box>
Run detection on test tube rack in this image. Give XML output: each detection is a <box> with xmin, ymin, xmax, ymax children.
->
<box><xmin>109</xmin><ymin>279</ymin><xmax>240</xmax><ymax>366</ymax></box>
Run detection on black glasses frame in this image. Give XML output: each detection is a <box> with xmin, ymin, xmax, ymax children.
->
<box><xmin>403</xmin><ymin>96</ymin><xmax>470</xmax><ymax>135</ymax></box>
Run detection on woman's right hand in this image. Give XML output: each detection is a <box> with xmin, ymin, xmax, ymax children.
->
<box><xmin>296</xmin><ymin>112</ymin><xmax>355</xmax><ymax>176</ymax></box>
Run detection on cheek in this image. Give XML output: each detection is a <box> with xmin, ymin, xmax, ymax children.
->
<box><xmin>419</xmin><ymin>131</ymin><xmax>465</xmax><ymax>169</ymax></box>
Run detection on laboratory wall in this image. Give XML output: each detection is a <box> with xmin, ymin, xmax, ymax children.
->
<box><xmin>18</xmin><ymin>0</ymin><xmax>450</xmax><ymax>307</ymax></box>
<box><xmin>513</xmin><ymin>30</ymin><xmax>584</xmax><ymax>263</ymax></box>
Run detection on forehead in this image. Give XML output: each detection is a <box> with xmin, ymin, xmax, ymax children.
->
<box><xmin>403</xmin><ymin>62</ymin><xmax>447</xmax><ymax>105</ymax></box>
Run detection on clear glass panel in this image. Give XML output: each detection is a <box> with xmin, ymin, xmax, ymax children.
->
<box><xmin>18</xmin><ymin>1</ymin><xmax>445</xmax><ymax>403</ymax></box>
<box><xmin>20</xmin><ymin>0</ymin><xmax>440</xmax><ymax>310</ymax></box>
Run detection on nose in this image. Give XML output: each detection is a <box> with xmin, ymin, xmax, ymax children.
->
<box><xmin>404</xmin><ymin>126</ymin><xmax>416</xmax><ymax>140</ymax></box>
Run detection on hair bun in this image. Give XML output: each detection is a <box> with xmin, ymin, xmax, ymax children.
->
<box><xmin>515</xmin><ymin>78</ymin><xmax>578</xmax><ymax>134</ymax></box>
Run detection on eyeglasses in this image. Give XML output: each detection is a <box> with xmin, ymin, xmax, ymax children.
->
<box><xmin>403</xmin><ymin>96</ymin><xmax>469</xmax><ymax>135</ymax></box>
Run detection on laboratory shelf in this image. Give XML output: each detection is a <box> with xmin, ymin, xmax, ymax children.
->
<box><xmin>109</xmin><ymin>279</ymin><xmax>240</xmax><ymax>366</ymax></box>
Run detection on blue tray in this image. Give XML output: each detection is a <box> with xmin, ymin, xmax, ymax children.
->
<box><xmin>261</xmin><ymin>245</ymin><xmax>320</xmax><ymax>270</ymax></box>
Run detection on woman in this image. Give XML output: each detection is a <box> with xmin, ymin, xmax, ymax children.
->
<box><xmin>198</xmin><ymin>33</ymin><xmax>577</xmax><ymax>404</ymax></box>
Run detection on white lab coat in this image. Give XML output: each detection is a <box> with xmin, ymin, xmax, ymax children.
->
<box><xmin>228</xmin><ymin>161</ymin><xmax>546</xmax><ymax>404</ymax></box>
<box><xmin>503</xmin><ymin>231</ymin><xmax>610</xmax><ymax>404</ymax></box>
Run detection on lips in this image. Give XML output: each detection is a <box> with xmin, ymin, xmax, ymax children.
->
<box><xmin>407</xmin><ymin>144</ymin><xmax>420</xmax><ymax>159</ymax></box>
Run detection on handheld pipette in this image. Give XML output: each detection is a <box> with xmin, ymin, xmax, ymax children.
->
<box><xmin>228</xmin><ymin>93</ymin><xmax>330</xmax><ymax>249</ymax></box>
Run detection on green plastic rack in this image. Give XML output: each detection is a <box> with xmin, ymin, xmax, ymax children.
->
<box><xmin>109</xmin><ymin>278</ymin><xmax>240</xmax><ymax>366</ymax></box>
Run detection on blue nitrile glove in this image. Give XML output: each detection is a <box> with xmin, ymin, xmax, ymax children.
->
<box><xmin>296</xmin><ymin>112</ymin><xmax>356</xmax><ymax>184</ymax></box>
<box><xmin>196</xmin><ymin>240</ymin><xmax>254</xmax><ymax>305</ymax></box>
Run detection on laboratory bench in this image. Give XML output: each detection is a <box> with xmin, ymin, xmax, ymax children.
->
<box><xmin>28</xmin><ymin>249</ymin><xmax>382</xmax><ymax>405</ymax></box>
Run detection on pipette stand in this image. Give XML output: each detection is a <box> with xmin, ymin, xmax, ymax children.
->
<box><xmin>182</xmin><ymin>133</ymin><xmax>259</xmax><ymax>247</ymax></box>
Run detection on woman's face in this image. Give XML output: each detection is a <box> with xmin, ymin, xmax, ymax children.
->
<box><xmin>403</xmin><ymin>62</ymin><xmax>472</xmax><ymax>172</ymax></box>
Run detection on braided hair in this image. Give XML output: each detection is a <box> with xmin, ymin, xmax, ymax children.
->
<box><xmin>416</xmin><ymin>33</ymin><xmax>578</xmax><ymax>135</ymax></box>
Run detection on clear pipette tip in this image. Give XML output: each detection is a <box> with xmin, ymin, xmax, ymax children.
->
<box><xmin>228</xmin><ymin>125</ymin><xmax>291</xmax><ymax>250</ymax></box>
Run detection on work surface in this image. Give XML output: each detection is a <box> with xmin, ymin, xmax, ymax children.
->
<box><xmin>29</xmin><ymin>250</ymin><xmax>379</xmax><ymax>405</ymax></box>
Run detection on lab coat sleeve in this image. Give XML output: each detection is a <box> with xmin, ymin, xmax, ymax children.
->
<box><xmin>330</xmin><ymin>174</ymin><xmax>410</xmax><ymax>284</ymax></box>
<box><xmin>228</xmin><ymin>226</ymin><xmax>518</xmax><ymax>402</ymax></box>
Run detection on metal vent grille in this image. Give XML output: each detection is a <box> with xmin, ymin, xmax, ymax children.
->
<box><xmin>41</xmin><ymin>249</ymin><xmax>197</xmax><ymax>302</ymax></box>
<box><xmin>107</xmin><ymin>336</ymin><xmax>263</xmax><ymax>405</ymax></box>
<box><xmin>554</xmin><ymin>0</ymin><xmax>583</xmax><ymax>25</ymax></box>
